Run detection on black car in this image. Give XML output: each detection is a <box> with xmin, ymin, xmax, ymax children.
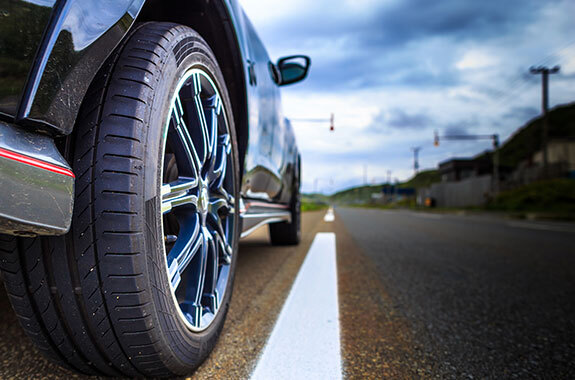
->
<box><xmin>0</xmin><ymin>0</ymin><xmax>309</xmax><ymax>376</ymax></box>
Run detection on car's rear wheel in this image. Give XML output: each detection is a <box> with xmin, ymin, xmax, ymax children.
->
<box><xmin>0</xmin><ymin>22</ymin><xmax>239</xmax><ymax>377</ymax></box>
<box><xmin>269</xmin><ymin>159</ymin><xmax>301</xmax><ymax>245</ymax></box>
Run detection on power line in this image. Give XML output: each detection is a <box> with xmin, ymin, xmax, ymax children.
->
<box><xmin>489</xmin><ymin>39</ymin><xmax>575</xmax><ymax>110</ymax></box>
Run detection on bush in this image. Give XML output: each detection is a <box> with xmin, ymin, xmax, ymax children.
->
<box><xmin>486</xmin><ymin>179</ymin><xmax>575</xmax><ymax>213</ymax></box>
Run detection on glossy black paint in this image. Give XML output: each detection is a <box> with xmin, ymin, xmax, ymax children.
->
<box><xmin>0</xmin><ymin>0</ymin><xmax>305</xmax><ymax>234</ymax></box>
<box><xmin>0</xmin><ymin>0</ymin><xmax>56</xmax><ymax>119</ymax></box>
<box><xmin>21</xmin><ymin>0</ymin><xmax>145</xmax><ymax>133</ymax></box>
<box><xmin>0</xmin><ymin>119</ymin><xmax>74</xmax><ymax>235</ymax></box>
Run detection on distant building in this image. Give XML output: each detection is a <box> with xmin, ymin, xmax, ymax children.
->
<box><xmin>438</xmin><ymin>153</ymin><xmax>492</xmax><ymax>182</ymax></box>
<box><xmin>419</xmin><ymin>153</ymin><xmax>494</xmax><ymax>207</ymax></box>
<box><xmin>532</xmin><ymin>138</ymin><xmax>575</xmax><ymax>176</ymax></box>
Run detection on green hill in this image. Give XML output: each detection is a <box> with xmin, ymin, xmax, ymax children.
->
<box><xmin>328</xmin><ymin>169</ymin><xmax>440</xmax><ymax>205</ymax></box>
<box><xmin>498</xmin><ymin>102</ymin><xmax>575</xmax><ymax>168</ymax></box>
<box><xmin>399</xmin><ymin>169</ymin><xmax>440</xmax><ymax>188</ymax></box>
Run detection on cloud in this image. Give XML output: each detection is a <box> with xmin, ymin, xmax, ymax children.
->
<box><xmin>502</xmin><ymin>106</ymin><xmax>539</xmax><ymax>121</ymax></box>
<box><xmin>240</xmin><ymin>0</ymin><xmax>575</xmax><ymax>193</ymax></box>
<box><xmin>245</xmin><ymin>0</ymin><xmax>556</xmax><ymax>94</ymax></box>
<box><xmin>443</xmin><ymin>118</ymin><xmax>479</xmax><ymax>136</ymax></box>
<box><xmin>456</xmin><ymin>50</ymin><xmax>499</xmax><ymax>70</ymax></box>
<box><xmin>387</xmin><ymin>109</ymin><xmax>432</xmax><ymax>129</ymax></box>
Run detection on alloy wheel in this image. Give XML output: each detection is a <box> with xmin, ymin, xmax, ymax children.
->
<box><xmin>161</xmin><ymin>69</ymin><xmax>236</xmax><ymax>332</ymax></box>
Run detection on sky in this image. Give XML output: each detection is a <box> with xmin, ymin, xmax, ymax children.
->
<box><xmin>240</xmin><ymin>0</ymin><xmax>575</xmax><ymax>194</ymax></box>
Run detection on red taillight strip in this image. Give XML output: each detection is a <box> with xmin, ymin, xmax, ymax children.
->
<box><xmin>0</xmin><ymin>147</ymin><xmax>75</xmax><ymax>178</ymax></box>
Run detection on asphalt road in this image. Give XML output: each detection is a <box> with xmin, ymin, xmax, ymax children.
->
<box><xmin>1</xmin><ymin>208</ymin><xmax>574</xmax><ymax>378</ymax></box>
<box><xmin>336</xmin><ymin>208</ymin><xmax>575</xmax><ymax>379</ymax></box>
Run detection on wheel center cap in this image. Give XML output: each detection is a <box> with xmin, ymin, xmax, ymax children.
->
<box><xmin>199</xmin><ymin>186</ymin><xmax>209</xmax><ymax>213</ymax></box>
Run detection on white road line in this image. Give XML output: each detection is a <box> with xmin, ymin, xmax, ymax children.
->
<box><xmin>251</xmin><ymin>233</ymin><xmax>342</xmax><ymax>380</ymax></box>
<box><xmin>506</xmin><ymin>221</ymin><xmax>575</xmax><ymax>233</ymax></box>
<box><xmin>324</xmin><ymin>207</ymin><xmax>335</xmax><ymax>222</ymax></box>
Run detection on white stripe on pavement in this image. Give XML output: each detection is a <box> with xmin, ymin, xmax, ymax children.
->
<box><xmin>251</xmin><ymin>233</ymin><xmax>342</xmax><ymax>380</ymax></box>
<box><xmin>324</xmin><ymin>207</ymin><xmax>335</xmax><ymax>222</ymax></box>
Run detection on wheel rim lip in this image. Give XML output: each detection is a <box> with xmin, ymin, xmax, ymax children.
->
<box><xmin>159</xmin><ymin>67</ymin><xmax>235</xmax><ymax>332</ymax></box>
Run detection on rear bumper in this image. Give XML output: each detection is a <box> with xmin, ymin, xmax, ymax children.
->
<box><xmin>0</xmin><ymin>121</ymin><xmax>74</xmax><ymax>236</ymax></box>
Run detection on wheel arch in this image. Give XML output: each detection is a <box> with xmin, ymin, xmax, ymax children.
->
<box><xmin>136</xmin><ymin>0</ymin><xmax>250</xmax><ymax>177</ymax></box>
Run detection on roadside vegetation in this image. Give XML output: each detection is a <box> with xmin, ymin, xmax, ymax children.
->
<box><xmin>301</xmin><ymin>201</ymin><xmax>329</xmax><ymax>212</ymax></box>
<box><xmin>327</xmin><ymin>169</ymin><xmax>440</xmax><ymax>205</ymax></box>
<box><xmin>486</xmin><ymin>179</ymin><xmax>575</xmax><ymax>214</ymax></box>
<box><xmin>301</xmin><ymin>193</ymin><xmax>330</xmax><ymax>212</ymax></box>
<box><xmin>334</xmin><ymin>179</ymin><xmax>575</xmax><ymax>221</ymax></box>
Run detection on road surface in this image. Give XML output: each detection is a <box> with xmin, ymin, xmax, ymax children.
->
<box><xmin>1</xmin><ymin>208</ymin><xmax>574</xmax><ymax>378</ymax></box>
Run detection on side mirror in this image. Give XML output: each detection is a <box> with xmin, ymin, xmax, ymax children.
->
<box><xmin>275</xmin><ymin>55</ymin><xmax>311</xmax><ymax>86</ymax></box>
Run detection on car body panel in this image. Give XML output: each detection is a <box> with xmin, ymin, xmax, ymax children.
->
<box><xmin>0</xmin><ymin>0</ymin><xmax>301</xmax><ymax>236</ymax></box>
<box><xmin>0</xmin><ymin>120</ymin><xmax>74</xmax><ymax>235</ymax></box>
<box><xmin>0</xmin><ymin>0</ymin><xmax>56</xmax><ymax>119</ymax></box>
<box><xmin>20</xmin><ymin>0</ymin><xmax>145</xmax><ymax>132</ymax></box>
<box><xmin>240</xmin><ymin>16</ymin><xmax>296</xmax><ymax>204</ymax></box>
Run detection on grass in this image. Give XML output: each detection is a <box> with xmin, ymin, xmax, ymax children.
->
<box><xmin>344</xmin><ymin>178</ymin><xmax>575</xmax><ymax>221</ymax></box>
<box><xmin>486</xmin><ymin>178</ymin><xmax>575</xmax><ymax>214</ymax></box>
<box><xmin>301</xmin><ymin>201</ymin><xmax>329</xmax><ymax>212</ymax></box>
<box><xmin>399</xmin><ymin>170</ymin><xmax>441</xmax><ymax>189</ymax></box>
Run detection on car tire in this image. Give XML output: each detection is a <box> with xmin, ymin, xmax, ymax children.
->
<box><xmin>269</xmin><ymin>159</ymin><xmax>301</xmax><ymax>245</ymax></box>
<box><xmin>0</xmin><ymin>22</ymin><xmax>239</xmax><ymax>377</ymax></box>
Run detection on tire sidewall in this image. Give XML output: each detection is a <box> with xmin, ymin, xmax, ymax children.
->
<box><xmin>140</xmin><ymin>25</ymin><xmax>240</xmax><ymax>372</ymax></box>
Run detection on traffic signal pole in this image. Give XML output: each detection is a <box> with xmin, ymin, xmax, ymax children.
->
<box><xmin>291</xmin><ymin>113</ymin><xmax>335</xmax><ymax>132</ymax></box>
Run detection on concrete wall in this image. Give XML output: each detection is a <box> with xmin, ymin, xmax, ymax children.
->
<box><xmin>533</xmin><ymin>140</ymin><xmax>575</xmax><ymax>172</ymax></box>
<box><xmin>419</xmin><ymin>175</ymin><xmax>493</xmax><ymax>208</ymax></box>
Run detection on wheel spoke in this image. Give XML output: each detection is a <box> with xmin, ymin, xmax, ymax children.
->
<box><xmin>209</xmin><ymin>194</ymin><xmax>231</xmax><ymax>215</ymax></box>
<box><xmin>212</xmin><ymin>187</ymin><xmax>235</xmax><ymax>210</ymax></box>
<box><xmin>182</xmin><ymin>227</ymin><xmax>211</xmax><ymax>327</ymax></box>
<box><xmin>170</xmin><ymin>96</ymin><xmax>202</xmax><ymax>178</ymax></box>
<box><xmin>206</xmin><ymin>200</ymin><xmax>232</xmax><ymax>266</ymax></box>
<box><xmin>161</xmin><ymin>178</ymin><xmax>198</xmax><ymax>214</ymax></box>
<box><xmin>203</xmin><ymin>226</ymin><xmax>220</xmax><ymax>311</ymax></box>
<box><xmin>203</xmin><ymin>94</ymin><xmax>222</xmax><ymax>164</ymax></box>
<box><xmin>181</xmin><ymin>73</ymin><xmax>210</xmax><ymax>166</ymax></box>
<box><xmin>214</xmin><ymin>225</ymin><xmax>232</xmax><ymax>265</ymax></box>
<box><xmin>195</xmin><ymin>228</ymin><xmax>211</xmax><ymax>304</ymax></box>
<box><xmin>209</xmin><ymin>134</ymin><xmax>230</xmax><ymax>186</ymax></box>
<box><xmin>166</xmin><ymin>216</ymin><xmax>201</xmax><ymax>290</ymax></box>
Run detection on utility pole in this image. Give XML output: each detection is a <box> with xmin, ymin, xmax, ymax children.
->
<box><xmin>363</xmin><ymin>164</ymin><xmax>368</xmax><ymax>186</ymax></box>
<box><xmin>530</xmin><ymin>65</ymin><xmax>560</xmax><ymax>177</ymax></box>
<box><xmin>411</xmin><ymin>147</ymin><xmax>421</xmax><ymax>174</ymax></box>
<box><xmin>492</xmin><ymin>135</ymin><xmax>500</xmax><ymax>195</ymax></box>
<box><xmin>387</xmin><ymin>170</ymin><xmax>392</xmax><ymax>184</ymax></box>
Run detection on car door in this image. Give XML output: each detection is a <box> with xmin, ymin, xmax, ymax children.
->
<box><xmin>241</xmin><ymin>17</ymin><xmax>283</xmax><ymax>201</ymax></box>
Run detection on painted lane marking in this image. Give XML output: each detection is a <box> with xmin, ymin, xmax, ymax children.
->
<box><xmin>506</xmin><ymin>221</ymin><xmax>575</xmax><ymax>233</ymax></box>
<box><xmin>251</xmin><ymin>233</ymin><xmax>342</xmax><ymax>380</ymax></box>
<box><xmin>324</xmin><ymin>207</ymin><xmax>335</xmax><ymax>222</ymax></box>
